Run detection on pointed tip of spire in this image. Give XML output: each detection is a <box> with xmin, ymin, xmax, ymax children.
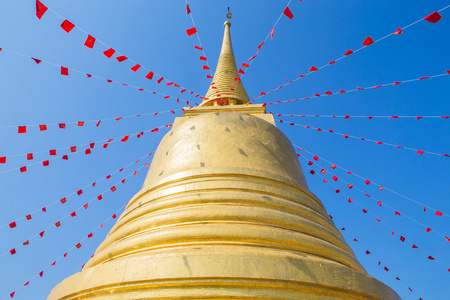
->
<box><xmin>200</xmin><ymin>16</ymin><xmax>250</xmax><ymax>107</ymax></box>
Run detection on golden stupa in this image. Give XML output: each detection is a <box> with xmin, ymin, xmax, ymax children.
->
<box><xmin>48</xmin><ymin>16</ymin><xmax>401</xmax><ymax>300</ymax></box>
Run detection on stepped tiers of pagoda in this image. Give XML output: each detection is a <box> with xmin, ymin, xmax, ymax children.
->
<box><xmin>48</xmin><ymin>17</ymin><xmax>400</xmax><ymax>300</ymax></box>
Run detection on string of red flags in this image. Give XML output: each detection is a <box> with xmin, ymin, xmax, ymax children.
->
<box><xmin>0</xmin><ymin>123</ymin><xmax>170</xmax><ymax>175</ymax></box>
<box><xmin>0</xmin><ymin>48</ymin><xmax>198</xmax><ymax>106</ymax></box>
<box><xmin>185</xmin><ymin>1</ymin><xmax>213</xmax><ymax>78</ymax></box>
<box><xmin>3</xmin><ymin>157</ymin><xmax>152</xmax><ymax>263</ymax></box>
<box><xmin>255</xmin><ymin>70</ymin><xmax>450</xmax><ymax>103</ymax></box>
<box><xmin>5</xmin><ymin>184</ymin><xmax>141</xmax><ymax>300</ymax></box>
<box><xmin>1</xmin><ymin>151</ymin><xmax>153</xmax><ymax>232</ymax></box>
<box><xmin>294</xmin><ymin>146</ymin><xmax>449</xmax><ymax>220</ymax></box>
<box><xmin>253</xmin><ymin>4</ymin><xmax>450</xmax><ymax>101</ymax></box>
<box><xmin>34</xmin><ymin>1</ymin><xmax>203</xmax><ymax>99</ymax></box>
<box><xmin>299</xmin><ymin>154</ymin><xmax>449</xmax><ymax>273</ymax></box>
<box><xmin>0</xmin><ymin>108</ymin><xmax>182</xmax><ymax>133</ymax></box>
<box><xmin>240</xmin><ymin>0</ymin><xmax>294</xmax><ymax>78</ymax></box>
<box><xmin>277</xmin><ymin>119</ymin><xmax>450</xmax><ymax>158</ymax></box>
<box><xmin>294</xmin><ymin>146</ymin><xmax>450</xmax><ymax>244</ymax></box>
<box><xmin>274</xmin><ymin>113</ymin><xmax>450</xmax><ymax>120</ymax></box>
<box><xmin>342</xmin><ymin>228</ymin><xmax>422</xmax><ymax>297</ymax></box>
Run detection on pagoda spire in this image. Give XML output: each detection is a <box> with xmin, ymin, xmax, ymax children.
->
<box><xmin>200</xmin><ymin>14</ymin><xmax>250</xmax><ymax>106</ymax></box>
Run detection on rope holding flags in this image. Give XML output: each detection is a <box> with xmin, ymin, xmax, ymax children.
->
<box><xmin>240</xmin><ymin>0</ymin><xmax>296</xmax><ymax>78</ymax></box>
<box><xmin>1</xmin><ymin>152</ymin><xmax>154</xmax><ymax>232</ymax></box>
<box><xmin>296</xmin><ymin>148</ymin><xmax>450</xmax><ymax>245</ymax></box>
<box><xmin>253</xmin><ymin>4</ymin><xmax>450</xmax><ymax>101</ymax></box>
<box><xmin>33</xmin><ymin>1</ymin><xmax>204</xmax><ymax>98</ymax></box>
<box><xmin>0</xmin><ymin>123</ymin><xmax>170</xmax><ymax>176</ymax></box>
<box><xmin>299</xmin><ymin>153</ymin><xmax>449</xmax><ymax>273</ymax></box>
<box><xmin>294</xmin><ymin>146</ymin><xmax>449</xmax><ymax>220</ymax></box>
<box><xmin>185</xmin><ymin>1</ymin><xmax>212</xmax><ymax>78</ymax></box>
<box><xmin>278</xmin><ymin>119</ymin><xmax>450</xmax><ymax>158</ymax></box>
<box><xmin>255</xmin><ymin>71</ymin><xmax>450</xmax><ymax>103</ymax></box>
<box><xmin>3</xmin><ymin>157</ymin><xmax>152</xmax><ymax>261</ymax></box>
<box><xmin>0</xmin><ymin>48</ymin><xmax>196</xmax><ymax>105</ymax></box>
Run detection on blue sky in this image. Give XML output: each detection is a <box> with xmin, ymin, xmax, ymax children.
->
<box><xmin>0</xmin><ymin>0</ymin><xmax>449</xmax><ymax>299</ymax></box>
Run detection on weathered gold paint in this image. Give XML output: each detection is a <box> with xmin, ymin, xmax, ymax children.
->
<box><xmin>48</xmin><ymin>19</ymin><xmax>400</xmax><ymax>300</ymax></box>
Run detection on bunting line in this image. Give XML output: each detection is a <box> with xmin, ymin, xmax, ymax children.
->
<box><xmin>274</xmin><ymin>113</ymin><xmax>450</xmax><ymax>119</ymax></box>
<box><xmin>0</xmin><ymin>48</ymin><xmax>196</xmax><ymax>106</ymax></box>
<box><xmin>295</xmin><ymin>146</ymin><xmax>449</xmax><ymax>219</ymax></box>
<box><xmin>0</xmin><ymin>109</ymin><xmax>181</xmax><ymax>131</ymax></box>
<box><xmin>300</xmin><ymin>154</ymin><xmax>449</xmax><ymax>272</ymax></box>
<box><xmin>256</xmin><ymin>71</ymin><xmax>450</xmax><ymax>104</ymax></box>
<box><xmin>185</xmin><ymin>1</ymin><xmax>213</xmax><ymax>78</ymax></box>
<box><xmin>3</xmin><ymin>164</ymin><xmax>151</xmax><ymax>300</ymax></box>
<box><xmin>34</xmin><ymin>1</ymin><xmax>204</xmax><ymax>98</ymax></box>
<box><xmin>278</xmin><ymin>119</ymin><xmax>449</xmax><ymax>158</ymax></box>
<box><xmin>0</xmin><ymin>123</ymin><xmax>171</xmax><ymax>174</ymax></box>
<box><xmin>1</xmin><ymin>152</ymin><xmax>154</xmax><ymax>232</ymax></box>
<box><xmin>342</xmin><ymin>227</ymin><xmax>422</xmax><ymax>297</ymax></box>
<box><xmin>240</xmin><ymin>0</ymin><xmax>294</xmax><ymax>79</ymax></box>
<box><xmin>2</xmin><ymin>156</ymin><xmax>152</xmax><ymax>261</ymax></box>
<box><xmin>295</xmin><ymin>147</ymin><xmax>450</xmax><ymax>245</ymax></box>
<box><xmin>253</xmin><ymin>5</ymin><xmax>450</xmax><ymax>101</ymax></box>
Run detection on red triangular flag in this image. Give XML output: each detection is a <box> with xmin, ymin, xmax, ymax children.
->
<box><xmin>60</xmin><ymin>20</ymin><xmax>75</xmax><ymax>33</ymax></box>
<box><xmin>103</xmin><ymin>48</ymin><xmax>115</xmax><ymax>58</ymax></box>
<box><xmin>61</xmin><ymin>66</ymin><xmax>69</xmax><ymax>76</ymax></box>
<box><xmin>186</xmin><ymin>4</ymin><xmax>191</xmax><ymax>15</ymax></box>
<box><xmin>309</xmin><ymin>66</ymin><xmax>318</xmax><ymax>72</ymax></box>
<box><xmin>31</xmin><ymin>57</ymin><xmax>42</xmax><ymax>64</ymax></box>
<box><xmin>344</xmin><ymin>49</ymin><xmax>353</xmax><ymax>56</ymax></box>
<box><xmin>283</xmin><ymin>7</ymin><xmax>294</xmax><ymax>19</ymax></box>
<box><xmin>36</xmin><ymin>0</ymin><xmax>48</xmax><ymax>20</ymax></box>
<box><xmin>186</xmin><ymin>27</ymin><xmax>197</xmax><ymax>36</ymax></box>
<box><xmin>84</xmin><ymin>35</ymin><xmax>96</xmax><ymax>48</ymax></box>
<box><xmin>362</xmin><ymin>36</ymin><xmax>374</xmax><ymax>46</ymax></box>
<box><xmin>270</xmin><ymin>27</ymin><xmax>275</xmax><ymax>40</ymax></box>
<box><xmin>116</xmin><ymin>55</ymin><xmax>128</xmax><ymax>62</ymax></box>
<box><xmin>424</xmin><ymin>11</ymin><xmax>442</xmax><ymax>24</ymax></box>
<box><xmin>393</xmin><ymin>27</ymin><xmax>402</xmax><ymax>35</ymax></box>
<box><xmin>131</xmin><ymin>64</ymin><xmax>141</xmax><ymax>72</ymax></box>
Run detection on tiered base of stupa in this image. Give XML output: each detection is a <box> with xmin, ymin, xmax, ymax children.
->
<box><xmin>48</xmin><ymin>110</ymin><xmax>400</xmax><ymax>300</ymax></box>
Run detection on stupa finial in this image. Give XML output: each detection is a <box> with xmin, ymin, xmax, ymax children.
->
<box><xmin>200</xmin><ymin>10</ymin><xmax>250</xmax><ymax>106</ymax></box>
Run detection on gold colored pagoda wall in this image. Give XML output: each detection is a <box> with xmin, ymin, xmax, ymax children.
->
<box><xmin>48</xmin><ymin>107</ymin><xmax>401</xmax><ymax>300</ymax></box>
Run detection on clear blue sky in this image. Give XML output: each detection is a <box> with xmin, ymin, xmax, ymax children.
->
<box><xmin>0</xmin><ymin>1</ymin><xmax>449</xmax><ymax>299</ymax></box>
